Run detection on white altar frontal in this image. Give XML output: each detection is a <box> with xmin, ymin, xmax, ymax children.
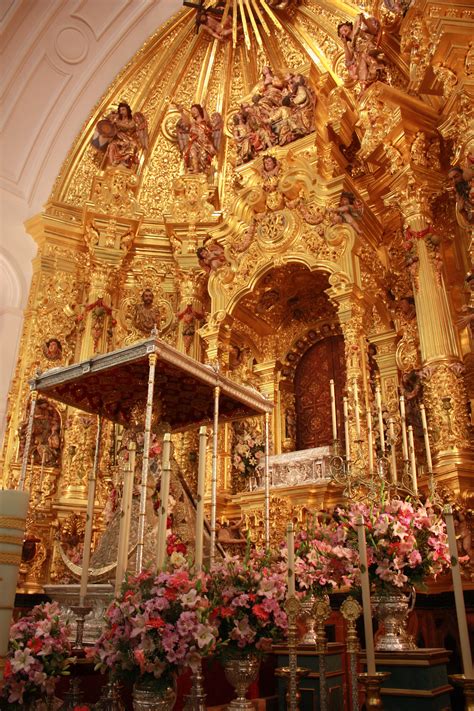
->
<box><xmin>255</xmin><ymin>446</ymin><xmax>331</xmax><ymax>489</ymax></box>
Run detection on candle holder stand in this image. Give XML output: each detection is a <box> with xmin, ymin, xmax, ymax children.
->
<box><xmin>313</xmin><ymin>597</ymin><xmax>331</xmax><ymax>711</ymax></box>
<box><xmin>275</xmin><ymin>666</ymin><xmax>309</xmax><ymax>711</ymax></box>
<box><xmin>70</xmin><ymin>605</ymin><xmax>92</xmax><ymax>652</ymax></box>
<box><xmin>62</xmin><ymin>677</ymin><xmax>84</xmax><ymax>711</ymax></box>
<box><xmin>341</xmin><ymin>596</ymin><xmax>362</xmax><ymax>711</ymax></box>
<box><xmin>285</xmin><ymin>595</ymin><xmax>302</xmax><ymax>711</ymax></box>
<box><xmin>183</xmin><ymin>659</ymin><xmax>207</xmax><ymax>710</ymax></box>
<box><xmin>357</xmin><ymin>671</ymin><xmax>390</xmax><ymax>710</ymax></box>
<box><xmin>450</xmin><ymin>672</ymin><xmax>474</xmax><ymax>709</ymax></box>
<box><xmin>94</xmin><ymin>675</ymin><xmax>126</xmax><ymax>711</ymax></box>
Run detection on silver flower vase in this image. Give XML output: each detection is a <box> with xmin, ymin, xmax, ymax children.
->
<box><xmin>372</xmin><ymin>587</ymin><xmax>417</xmax><ymax>652</ymax></box>
<box><xmin>132</xmin><ymin>679</ymin><xmax>176</xmax><ymax>711</ymax></box>
<box><xmin>223</xmin><ymin>654</ymin><xmax>260</xmax><ymax>710</ymax></box>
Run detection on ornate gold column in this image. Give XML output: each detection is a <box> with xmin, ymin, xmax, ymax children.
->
<box><xmin>390</xmin><ymin>179</ymin><xmax>473</xmax><ymax>490</ymax></box>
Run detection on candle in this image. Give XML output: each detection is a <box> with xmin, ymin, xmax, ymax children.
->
<box><xmin>419</xmin><ymin>405</ymin><xmax>433</xmax><ymax>474</ymax></box>
<box><xmin>287</xmin><ymin>522</ymin><xmax>295</xmax><ymax>598</ymax></box>
<box><xmin>0</xmin><ymin>489</ymin><xmax>29</xmax><ymax>680</ymax></box>
<box><xmin>353</xmin><ymin>378</ymin><xmax>361</xmax><ymax>440</ymax></box>
<box><xmin>375</xmin><ymin>386</ymin><xmax>385</xmax><ymax>454</ymax></box>
<box><xmin>194</xmin><ymin>426</ymin><xmax>207</xmax><ymax>571</ymax></box>
<box><xmin>407</xmin><ymin>426</ymin><xmax>418</xmax><ymax>495</ymax></box>
<box><xmin>356</xmin><ymin>516</ymin><xmax>376</xmax><ymax>676</ymax></box>
<box><xmin>399</xmin><ymin>395</ymin><xmax>409</xmax><ymax>463</ymax></box>
<box><xmin>444</xmin><ymin>505</ymin><xmax>473</xmax><ymax>678</ymax></box>
<box><xmin>156</xmin><ymin>434</ymin><xmax>171</xmax><ymax>570</ymax></box>
<box><xmin>115</xmin><ymin>443</ymin><xmax>135</xmax><ymax>595</ymax></box>
<box><xmin>80</xmin><ymin>417</ymin><xmax>102</xmax><ymax>607</ymax></box>
<box><xmin>388</xmin><ymin>418</ymin><xmax>397</xmax><ymax>484</ymax></box>
<box><xmin>343</xmin><ymin>396</ymin><xmax>351</xmax><ymax>462</ymax></box>
<box><xmin>264</xmin><ymin>412</ymin><xmax>270</xmax><ymax>551</ymax></box>
<box><xmin>367</xmin><ymin>410</ymin><xmax>374</xmax><ymax>475</ymax></box>
<box><xmin>330</xmin><ymin>379</ymin><xmax>338</xmax><ymax>442</ymax></box>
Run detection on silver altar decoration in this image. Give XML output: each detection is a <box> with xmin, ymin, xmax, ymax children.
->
<box><xmin>254</xmin><ymin>446</ymin><xmax>331</xmax><ymax>489</ymax></box>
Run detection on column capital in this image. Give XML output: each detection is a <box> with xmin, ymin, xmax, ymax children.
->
<box><xmin>383</xmin><ymin>167</ymin><xmax>444</xmax><ymax>229</ymax></box>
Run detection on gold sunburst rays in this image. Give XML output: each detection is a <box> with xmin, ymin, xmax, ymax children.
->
<box><xmin>204</xmin><ymin>0</ymin><xmax>286</xmax><ymax>49</ymax></box>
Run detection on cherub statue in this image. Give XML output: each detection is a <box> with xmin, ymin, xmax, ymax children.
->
<box><xmin>337</xmin><ymin>14</ymin><xmax>384</xmax><ymax>92</ymax></box>
<box><xmin>42</xmin><ymin>337</ymin><xmax>63</xmax><ymax>362</ymax></box>
<box><xmin>196</xmin><ymin>240</ymin><xmax>227</xmax><ymax>273</ymax></box>
<box><xmin>175</xmin><ymin>104</ymin><xmax>223</xmax><ymax>174</ymax></box>
<box><xmin>91</xmin><ymin>101</ymin><xmax>149</xmax><ymax>169</ymax></box>
<box><xmin>448</xmin><ymin>164</ymin><xmax>474</xmax><ymax>224</ymax></box>
<box><xmin>330</xmin><ymin>191</ymin><xmax>364</xmax><ymax>233</ymax></box>
<box><xmin>197</xmin><ymin>8</ymin><xmax>234</xmax><ymax>41</ymax></box>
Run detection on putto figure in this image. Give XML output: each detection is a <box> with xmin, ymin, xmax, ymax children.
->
<box><xmin>337</xmin><ymin>14</ymin><xmax>385</xmax><ymax>92</ymax></box>
<box><xmin>232</xmin><ymin>67</ymin><xmax>316</xmax><ymax>164</ymax></box>
<box><xmin>42</xmin><ymin>338</ymin><xmax>63</xmax><ymax>361</ymax></box>
<box><xmin>330</xmin><ymin>191</ymin><xmax>364</xmax><ymax>233</ymax></box>
<box><xmin>448</xmin><ymin>164</ymin><xmax>474</xmax><ymax>225</ymax></box>
<box><xmin>175</xmin><ymin>104</ymin><xmax>223</xmax><ymax>174</ymax></box>
<box><xmin>197</xmin><ymin>239</ymin><xmax>227</xmax><ymax>273</ymax></box>
<box><xmin>91</xmin><ymin>101</ymin><xmax>149</xmax><ymax>169</ymax></box>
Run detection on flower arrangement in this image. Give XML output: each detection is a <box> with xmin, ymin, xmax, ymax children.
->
<box><xmin>232</xmin><ymin>423</ymin><xmax>264</xmax><ymax>479</ymax></box>
<box><xmin>339</xmin><ymin>498</ymin><xmax>452</xmax><ymax>592</ymax></box>
<box><xmin>0</xmin><ymin>602</ymin><xmax>75</xmax><ymax>709</ymax></box>
<box><xmin>90</xmin><ymin>564</ymin><xmax>218</xmax><ymax>693</ymax></box>
<box><xmin>293</xmin><ymin>515</ymin><xmax>358</xmax><ymax>598</ymax></box>
<box><xmin>208</xmin><ymin>549</ymin><xmax>288</xmax><ymax>659</ymax></box>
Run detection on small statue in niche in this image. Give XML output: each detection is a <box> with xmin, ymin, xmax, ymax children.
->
<box><xmin>448</xmin><ymin>165</ymin><xmax>474</xmax><ymax>224</ymax></box>
<box><xmin>42</xmin><ymin>338</ymin><xmax>63</xmax><ymax>362</ymax></box>
<box><xmin>91</xmin><ymin>101</ymin><xmax>149</xmax><ymax>170</ymax></box>
<box><xmin>175</xmin><ymin>104</ymin><xmax>223</xmax><ymax>174</ymax></box>
<box><xmin>337</xmin><ymin>15</ymin><xmax>385</xmax><ymax>92</ymax></box>
<box><xmin>368</xmin><ymin>343</ymin><xmax>380</xmax><ymax>394</ymax></box>
<box><xmin>197</xmin><ymin>240</ymin><xmax>227</xmax><ymax>273</ymax></box>
<box><xmin>132</xmin><ymin>288</ymin><xmax>161</xmax><ymax>335</ymax></box>
<box><xmin>330</xmin><ymin>191</ymin><xmax>363</xmax><ymax>233</ymax></box>
<box><xmin>397</xmin><ymin>295</ymin><xmax>417</xmax><ymax>323</ymax></box>
<box><xmin>177</xmin><ymin>304</ymin><xmax>205</xmax><ymax>353</ymax></box>
<box><xmin>233</xmin><ymin>113</ymin><xmax>255</xmax><ymax>165</ymax></box>
<box><xmin>400</xmin><ymin>369</ymin><xmax>423</xmax><ymax>438</ymax></box>
<box><xmin>284</xmin><ymin>406</ymin><xmax>297</xmax><ymax>442</ymax></box>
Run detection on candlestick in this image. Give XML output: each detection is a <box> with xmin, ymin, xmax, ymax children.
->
<box><xmin>79</xmin><ymin>416</ymin><xmax>102</xmax><ymax>607</ymax></box>
<box><xmin>399</xmin><ymin>395</ymin><xmax>409</xmax><ymax>463</ymax></box>
<box><xmin>287</xmin><ymin>522</ymin><xmax>295</xmax><ymax>598</ymax></box>
<box><xmin>444</xmin><ymin>506</ymin><xmax>473</xmax><ymax>679</ymax></box>
<box><xmin>367</xmin><ymin>411</ymin><xmax>374</xmax><ymax>476</ymax></box>
<box><xmin>356</xmin><ymin>516</ymin><xmax>376</xmax><ymax>676</ymax></box>
<box><xmin>194</xmin><ymin>426</ymin><xmax>207</xmax><ymax>572</ymax></box>
<box><xmin>343</xmin><ymin>397</ymin><xmax>351</xmax><ymax>462</ymax></box>
<box><xmin>419</xmin><ymin>404</ymin><xmax>433</xmax><ymax>474</ymax></box>
<box><xmin>264</xmin><ymin>412</ymin><xmax>270</xmax><ymax>551</ymax></box>
<box><xmin>156</xmin><ymin>434</ymin><xmax>171</xmax><ymax>570</ymax></box>
<box><xmin>375</xmin><ymin>386</ymin><xmax>385</xmax><ymax>454</ymax></box>
<box><xmin>353</xmin><ymin>378</ymin><xmax>361</xmax><ymax>440</ymax></box>
<box><xmin>330</xmin><ymin>379</ymin><xmax>338</xmax><ymax>442</ymax></box>
<box><xmin>0</xmin><ymin>489</ymin><xmax>29</xmax><ymax>681</ymax></box>
<box><xmin>407</xmin><ymin>426</ymin><xmax>418</xmax><ymax>495</ymax></box>
<box><xmin>210</xmin><ymin>384</ymin><xmax>220</xmax><ymax>567</ymax></box>
<box><xmin>388</xmin><ymin>418</ymin><xmax>397</xmax><ymax>484</ymax></box>
<box><xmin>115</xmin><ymin>442</ymin><xmax>135</xmax><ymax>595</ymax></box>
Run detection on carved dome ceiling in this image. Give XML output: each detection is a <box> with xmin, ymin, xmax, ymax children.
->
<box><xmin>51</xmin><ymin>0</ymin><xmax>408</xmax><ymax>217</ymax></box>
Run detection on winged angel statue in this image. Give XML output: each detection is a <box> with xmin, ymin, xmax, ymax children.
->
<box><xmin>91</xmin><ymin>101</ymin><xmax>149</xmax><ymax>170</ymax></box>
<box><xmin>175</xmin><ymin>103</ymin><xmax>223</xmax><ymax>174</ymax></box>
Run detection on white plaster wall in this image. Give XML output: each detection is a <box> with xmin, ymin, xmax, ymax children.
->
<box><xmin>0</xmin><ymin>0</ymin><xmax>182</xmax><ymax>441</ymax></box>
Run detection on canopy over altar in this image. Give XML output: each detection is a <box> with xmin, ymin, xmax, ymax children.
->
<box><xmin>29</xmin><ymin>336</ymin><xmax>273</xmax><ymax>427</ymax></box>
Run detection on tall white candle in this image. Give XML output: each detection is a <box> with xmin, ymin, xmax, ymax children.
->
<box><xmin>264</xmin><ymin>412</ymin><xmax>270</xmax><ymax>551</ymax></box>
<box><xmin>356</xmin><ymin>516</ymin><xmax>376</xmax><ymax>676</ymax></box>
<box><xmin>375</xmin><ymin>386</ymin><xmax>385</xmax><ymax>454</ymax></box>
<box><xmin>330</xmin><ymin>379</ymin><xmax>338</xmax><ymax>442</ymax></box>
<box><xmin>388</xmin><ymin>418</ymin><xmax>397</xmax><ymax>484</ymax></box>
<box><xmin>419</xmin><ymin>404</ymin><xmax>433</xmax><ymax>474</ymax></box>
<box><xmin>407</xmin><ymin>426</ymin><xmax>418</xmax><ymax>495</ymax></box>
<box><xmin>353</xmin><ymin>378</ymin><xmax>361</xmax><ymax>440</ymax></box>
<box><xmin>156</xmin><ymin>434</ymin><xmax>171</xmax><ymax>570</ymax></box>
<box><xmin>399</xmin><ymin>395</ymin><xmax>409</xmax><ymax>463</ymax></box>
<box><xmin>115</xmin><ymin>443</ymin><xmax>135</xmax><ymax>596</ymax></box>
<box><xmin>343</xmin><ymin>396</ymin><xmax>351</xmax><ymax>462</ymax></box>
<box><xmin>194</xmin><ymin>426</ymin><xmax>207</xmax><ymax>571</ymax></box>
<box><xmin>444</xmin><ymin>505</ymin><xmax>473</xmax><ymax>679</ymax></box>
<box><xmin>0</xmin><ymin>489</ymin><xmax>29</xmax><ymax>680</ymax></box>
<box><xmin>367</xmin><ymin>410</ymin><xmax>374</xmax><ymax>476</ymax></box>
<box><xmin>287</xmin><ymin>522</ymin><xmax>295</xmax><ymax>597</ymax></box>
